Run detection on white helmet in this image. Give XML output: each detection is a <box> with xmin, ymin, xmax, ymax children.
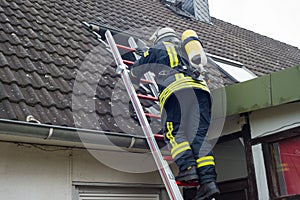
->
<box><xmin>149</xmin><ymin>27</ymin><xmax>178</xmax><ymax>44</ymax></box>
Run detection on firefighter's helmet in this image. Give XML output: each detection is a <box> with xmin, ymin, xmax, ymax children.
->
<box><xmin>150</xmin><ymin>27</ymin><xmax>179</xmax><ymax>44</ymax></box>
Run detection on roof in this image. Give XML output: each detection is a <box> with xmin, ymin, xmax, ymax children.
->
<box><xmin>1</xmin><ymin>0</ymin><xmax>300</xmax><ymax>133</ymax></box>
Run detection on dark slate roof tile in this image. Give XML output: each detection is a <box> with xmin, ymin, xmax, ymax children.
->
<box><xmin>0</xmin><ymin>0</ymin><xmax>299</xmax><ymax>133</ymax></box>
<box><xmin>0</xmin><ymin>99</ymin><xmax>18</xmax><ymax>119</ymax></box>
<box><xmin>0</xmin><ymin>52</ymin><xmax>9</xmax><ymax>66</ymax></box>
<box><xmin>22</xmin><ymin>86</ymin><xmax>41</xmax><ymax>106</ymax></box>
<box><xmin>0</xmin><ymin>66</ymin><xmax>17</xmax><ymax>83</ymax></box>
<box><xmin>0</xmin><ymin>82</ymin><xmax>9</xmax><ymax>100</ymax></box>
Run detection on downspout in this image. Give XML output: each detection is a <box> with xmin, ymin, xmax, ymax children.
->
<box><xmin>0</xmin><ymin>119</ymin><xmax>150</xmax><ymax>151</ymax></box>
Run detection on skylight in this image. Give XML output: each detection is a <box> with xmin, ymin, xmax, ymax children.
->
<box><xmin>209</xmin><ymin>54</ymin><xmax>257</xmax><ymax>83</ymax></box>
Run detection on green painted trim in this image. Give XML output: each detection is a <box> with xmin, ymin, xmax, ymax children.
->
<box><xmin>215</xmin><ymin>65</ymin><xmax>300</xmax><ymax>116</ymax></box>
<box><xmin>271</xmin><ymin>65</ymin><xmax>300</xmax><ymax>105</ymax></box>
<box><xmin>224</xmin><ymin>75</ymin><xmax>272</xmax><ymax>116</ymax></box>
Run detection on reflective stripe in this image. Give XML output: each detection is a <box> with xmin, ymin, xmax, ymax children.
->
<box><xmin>175</xmin><ymin>73</ymin><xmax>184</xmax><ymax>80</ymax></box>
<box><xmin>159</xmin><ymin>77</ymin><xmax>210</xmax><ymax>112</ymax></box>
<box><xmin>143</xmin><ymin>50</ymin><xmax>149</xmax><ymax>57</ymax></box>
<box><xmin>197</xmin><ymin>156</ymin><xmax>214</xmax><ymax>163</ymax></box>
<box><xmin>163</xmin><ymin>42</ymin><xmax>179</xmax><ymax>68</ymax></box>
<box><xmin>165</xmin><ymin>45</ymin><xmax>174</xmax><ymax>68</ymax></box>
<box><xmin>196</xmin><ymin>156</ymin><xmax>215</xmax><ymax>168</ymax></box>
<box><xmin>165</xmin><ymin>122</ymin><xmax>177</xmax><ymax>147</ymax></box>
<box><xmin>171</xmin><ymin>141</ymin><xmax>191</xmax><ymax>159</ymax></box>
<box><xmin>171</xmin><ymin>45</ymin><xmax>179</xmax><ymax>67</ymax></box>
<box><xmin>197</xmin><ymin>161</ymin><xmax>215</xmax><ymax>168</ymax></box>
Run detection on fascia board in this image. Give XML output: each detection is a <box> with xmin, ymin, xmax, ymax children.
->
<box><xmin>219</xmin><ymin>65</ymin><xmax>300</xmax><ymax>116</ymax></box>
<box><xmin>224</xmin><ymin>75</ymin><xmax>272</xmax><ymax>116</ymax></box>
<box><xmin>271</xmin><ymin>65</ymin><xmax>300</xmax><ymax>106</ymax></box>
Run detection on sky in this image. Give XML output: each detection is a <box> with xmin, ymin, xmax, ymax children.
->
<box><xmin>209</xmin><ymin>0</ymin><xmax>300</xmax><ymax>48</ymax></box>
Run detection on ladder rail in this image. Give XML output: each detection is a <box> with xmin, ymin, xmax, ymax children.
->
<box><xmin>105</xmin><ymin>30</ymin><xmax>183</xmax><ymax>200</ymax></box>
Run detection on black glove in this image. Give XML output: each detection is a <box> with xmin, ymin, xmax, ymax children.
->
<box><xmin>135</xmin><ymin>48</ymin><xmax>144</xmax><ymax>56</ymax></box>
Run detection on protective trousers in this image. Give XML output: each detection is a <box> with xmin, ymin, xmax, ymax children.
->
<box><xmin>161</xmin><ymin>88</ymin><xmax>217</xmax><ymax>184</ymax></box>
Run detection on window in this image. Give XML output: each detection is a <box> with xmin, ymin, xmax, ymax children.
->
<box><xmin>209</xmin><ymin>54</ymin><xmax>257</xmax><ymax>83</ymax></box>
<box><xmin>272</xmin><ymin>136</ymin><xmax>300</xmax><ymax>196</ymax></box>
<box><xmin>73</xmin><ymin>184</ymin><xmax>163</xmax><ymax>200</ymax></box>
<box><xmin>79</xmin><ymin>193</ymin><xmax>159</xmax><ymax>200</ymax></box>
<box><xmin>260</xmin><ymin>127</ymin><xmax>300</xmax><ymax>199</ymax></box>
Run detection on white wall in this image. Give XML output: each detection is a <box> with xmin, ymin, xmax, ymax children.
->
<box><xmin>250</xmin><ymin>101</ymin><xmax>300</xmax><ymax>139</ymax></box>
<box><xmin>72</xmin><ymin>148</ymin><xmax>163</xmax><ymax>184</ymax></box>
<box><xmin>0</xmin><ymin>142</ymin><xmax>71</xmax><ymax>200</ymax></box>
<box><xmin>0</xmin><ymin>141</ymin><xmax>163</xmax><ymax>200</ymax></box>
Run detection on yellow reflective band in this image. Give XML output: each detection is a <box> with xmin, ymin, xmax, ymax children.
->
<box><xmin>172</xmin><ymin>146</ymin><xmax>191</xmax><ymax>159</ymax></box>
<box><xmin>165</xmin><ymin>122</ymin><xmax>177</xmax><ymax>147</ymax></box>
<box><xmin>161</xmin><ymin>77</ymin><xmax>209</xmax><ymax>100</ymax></box>
<box><xmin>175</xmin><ymin>73</ymin><xmax>185</xmax><ymax>80</ymax></box>
<box><xmin>196</xmin><ymin>156</ymin><xmax>214</xmax><ymax>163</ymax></box>
<box><xmin>170</xmin><ymin>45</ymin><xmax>179</xmax><ymax>67</ymax></box>
<box><xmin>159</xmin><ymin>79</ymin><xmax>210</xmax><ymax>112</ymax></box>
<box><xmin>163</xmin><ymin>42</ymin><xmax>179</xmax><ymax>68</ymax></box>
<box><xmin>160</xmin><ymin>78</ymin><xmax>209</xmax><ymax>99</ymax></box>
<box><xmin>171</xmin><ymin>141</ymin><xmax>190</xmax><ymax>154</ymax></box>
<box><xmin>143</xmin><ymin>50</ymin><xmax>149</xmax><ymax>57</ymax></box>
<box><xmin>197</xmin><ymin>161</ymin><xmax>215</xmax><ymax>168</ymax></box>
<box><xmin>165</xmin><ymin>45</ymin><xmax>174</xmax><ymax>68</ymax></box>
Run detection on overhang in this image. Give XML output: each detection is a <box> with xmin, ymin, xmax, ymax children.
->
<box><xmin>219</xmin><ymin>65</ymin><xmax>300</xmax><ymax>116</ymax></box>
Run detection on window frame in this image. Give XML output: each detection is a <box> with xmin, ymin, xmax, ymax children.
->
<box><xmin>207</xmin><ymin>54</ymin><xmax>257</xmax><ymax>83</ymax></box>
<box><xmin>72</xmin><ymin>182</ymin><xmax>165</xmax><ymax>200</ymax></box>
<box><xmin>253</xmin><ymin>126</ymin><xmax>300</xmax><ymax>200</ymax></box>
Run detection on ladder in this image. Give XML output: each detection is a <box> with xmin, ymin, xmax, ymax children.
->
<box><xmin>105</xmin><ymin>30</ymin><xmax>185</xmax><ymax>200</ymax></box>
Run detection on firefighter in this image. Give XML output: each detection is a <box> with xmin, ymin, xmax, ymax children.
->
<box><xmin>130</xmin><ymin>27</ymin><xmax>220</xmax><ymax>200</ymax></box>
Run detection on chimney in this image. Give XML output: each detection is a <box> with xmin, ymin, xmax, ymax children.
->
<box><xmin>182</xmin><ymin>0</ymin><xmax>211</xmax><ymax>23</ymax></box>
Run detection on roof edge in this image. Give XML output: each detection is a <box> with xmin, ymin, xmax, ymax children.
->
<box><xmin>218</xmin><ymin>65</ymin><xmax>300</xmax><ymax>116</ymax></box>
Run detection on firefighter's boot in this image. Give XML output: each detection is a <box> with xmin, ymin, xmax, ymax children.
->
<box><xmin>175</xmin><ymin>166</ymin><xmax>198</xmax><ymax>182</ymax></box>
<box><xmin>193</xmin><ymin>182</ymin><xmax>220</xmax><ymax>200</ymax></box>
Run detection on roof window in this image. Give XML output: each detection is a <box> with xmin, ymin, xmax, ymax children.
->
<box><xmin>208</xmin><ymin>54</ymin><xmax>257</xmax><ymax>83</ymax></box>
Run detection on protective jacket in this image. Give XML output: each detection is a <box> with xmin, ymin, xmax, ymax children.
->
<box><xmin>131</xmin><ymin>41</ymin><xmax>210</xmax><ymax>110</ymax></box>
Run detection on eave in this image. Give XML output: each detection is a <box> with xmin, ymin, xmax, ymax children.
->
<box><xmin>217</xmin><ymin>65</ymin><xmax>300</xmax><ymax>116</ymax></box>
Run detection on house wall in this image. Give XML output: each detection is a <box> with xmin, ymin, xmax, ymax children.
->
<box><xmin>249</xmin><ymin>101</ymin><xmax>300</xmax><ymax>139</ymax></box>
<box><xmin>0</xmin><ymin>142</ymin><xmax>72</xmax><ymax>199</ymax></box>
<box><xmin>0</xmin><ymin>141</ymin><xmax>163</xmax><ymax>200</ymax></box>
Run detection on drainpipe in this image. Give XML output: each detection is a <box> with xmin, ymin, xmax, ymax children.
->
<box><xmin>0</xmin><ymin>119</ymin><xmax>151</xmax><ymax>151</ymax></box>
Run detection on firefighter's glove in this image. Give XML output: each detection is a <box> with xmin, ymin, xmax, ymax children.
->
<box><xmin>135</xmin><ymin>48</ymin><xmax>144</xmax><ymax>56</ymax></box>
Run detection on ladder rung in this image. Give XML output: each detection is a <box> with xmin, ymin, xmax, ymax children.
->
<box><xmin>137</xmin><ymin>94</ymin><xmax>158</xmax><ymax>101</ymax></box>
<box><xmin>163</xmin><ymin>155</ymin><xmax>173</xmax><ymax>161</ymax></box>
<box><xmin>123</xmin><ymin>59</ymin><xmax>134</xmax><ymax>65</ymax></box>
<box><xmin>116</xmin><ymin>44</ymin><xmax>135</xmax><ymax>52</ymax></box>
<box><xmin>176</xmin><ymin>181</ymin><xmax>199</xmax><ymax>187</ymax></box>
<box><xmin>145</xmin><ymin>113</ymin><xmax>161</xmax><ymax>119</ymax></box>
<box><xmin>154</xmin><ymin>133</ymin><xmax>164</xmax><ymax>140</ymax></box>
<box><xmin>140</xmin><ymin>79</ymin><xmax>153</xmax><ymax>84</ymax></box>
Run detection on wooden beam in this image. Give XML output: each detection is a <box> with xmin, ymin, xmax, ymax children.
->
<box><xmin>242</xmin><ymin>115</ymin><xmax>259</xmax><ymax>200</ymax></box>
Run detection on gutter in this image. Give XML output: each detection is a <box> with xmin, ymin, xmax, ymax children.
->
<box><xmin>0</xmin><ymin>119</ymin><xmax>152</xmax><ymax>151</ymax></box>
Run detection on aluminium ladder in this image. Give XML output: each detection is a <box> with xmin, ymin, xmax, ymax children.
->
<box><xmin>105</xmin><ymin>30</ymin><xmax>184</xmax><ymax>200</ymax></box>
